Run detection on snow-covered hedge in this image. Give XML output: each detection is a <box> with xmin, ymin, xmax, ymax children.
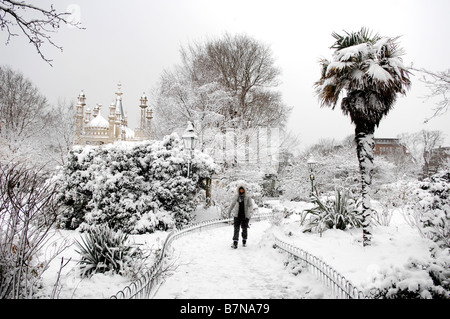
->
<box><xmin>55</xmin><ymin>133</ymin><xmax>217</xmax><ymax>233</ymax></box>
<box><xmin>367</xmin><ymin>170</ymin><xmax>450</xmax><ymax>298</ymax></box>
<box><xmin>412</xmin><ymin>171</ymin><xmax>450</xmax><ymax>249</ymax></box>
<box><xmin>366</xmin><ymin>252</ymin><xmax>450</xmax><ymax>299</ymax></box>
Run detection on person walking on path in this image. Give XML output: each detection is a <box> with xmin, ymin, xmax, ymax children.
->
<box><xmin>228</xmin><ymin>185</ymin><xmax>253</xmax><ymax>249</ymax></box>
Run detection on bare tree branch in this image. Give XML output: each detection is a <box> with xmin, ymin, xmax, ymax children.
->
<box><xmin>410</xmin><ymin>66</ymin><xmax>450</xmax><ymax>122</ymax></box>
<box><xmin>0</xmin><ymin>0</ymin><xmax>84</xmax><ymax>66</ymax></box>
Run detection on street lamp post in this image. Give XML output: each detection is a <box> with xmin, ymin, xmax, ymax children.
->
<box><xmin>182</xmin><ymin>121</ymin><xmax>198</xmax><ymax>178</ymax></box>
<box><xmin>307</xmin><ymin>154</ymin><xmax>317</xmax><ymax>197</ymax></box>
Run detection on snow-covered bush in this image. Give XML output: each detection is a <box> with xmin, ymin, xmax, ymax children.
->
<box><xmin>405</xmin><ymin>171</ymin><xmax>450</xmax><ymax>249</ymax></box>
<box><xmin>74</xmin><ymin>225</ymin><xmax>144</xmax><ymax>278</ymax></box>
<box><xmin>372</xmin><ymin>185</ymin><xmax>402</xmax><ymax>226</ymax></box>
<box><xmin>368</xmin><ymin>171</ymin><xmax>450</xmax><ymax>299</ymax></box>
<box><xmin>303</xmin><ymin>189</ymin><xmax>363</xmax><ymax>234</ymax></box>
<box><xmin>261</xmin><ymin>173</ymin><xmax>282</xmax><ymax>197</ymax></box>
<box><xmin>366</xmin><ymin>254</ymin><xmax>450</xmax><ymax>299</ymax></box>
<box><xmin>56</xmin><ymin>133</ymin><xmax>217</xmax><ymax>233</ymax></box>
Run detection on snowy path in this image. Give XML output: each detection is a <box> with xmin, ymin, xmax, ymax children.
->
<box><xmin>153</xmin><ymin>220</ymin><xmax>331</xmax><ymax>299</ymax></box>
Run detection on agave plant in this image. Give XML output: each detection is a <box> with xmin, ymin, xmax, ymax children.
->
<box><xmin>303</xmin><ymin>189</ymin><xmax>364</xmax><ymax>235</ymax></box>
<box><xmin>314</xmin><ymin>27</ymin><xmax>411</xmax><ymax>245</ymax></box>
<box><xmin>74</xmin><ymin>225</ymin><xmax>142</xmax><ymax>278</ymax></box>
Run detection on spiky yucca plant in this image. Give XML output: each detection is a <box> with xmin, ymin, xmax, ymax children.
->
<box><xmin>314</xmin><ymin>27</ymin><xmax>411</xmax><ymax>246</ymax></box>
<box><xmin>74</xmin><ymin>225</ymin><xmax>142</xmax><ymax>278</ymax></box>
<box><xmin>303</xmin><ymin>189</ymin><xmax>363</xmax><ymax>235</ymax></box>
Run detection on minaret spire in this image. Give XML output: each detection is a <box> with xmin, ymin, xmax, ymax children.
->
<box><xmin>75</xmin><ymin>90</ymin><xmax>86</xmax><ymax>143</ymax></box>
<box><xmin>115</xmin><ymin>82</ymin><xmax>125</xmax><ymax>119</ymax></box>
<box><xmin>139</xmin><ymin>92</ymin><xmax>148</xmax><ymax>130</ymax></box>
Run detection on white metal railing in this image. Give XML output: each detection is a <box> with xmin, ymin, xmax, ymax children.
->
<box><xmin>273</xmin><ymin>237</ymin><xmax>366</xmax><ymax>299</ymax></box>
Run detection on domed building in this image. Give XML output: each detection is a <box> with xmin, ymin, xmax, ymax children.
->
<box><xmin>75</xmin><ymin>83</ymin><xmax>152</xmax><ymax>145</ymax></box>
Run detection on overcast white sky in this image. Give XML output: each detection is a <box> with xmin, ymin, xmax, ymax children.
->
<box><xmin>1</xmin><ymin>0</ymin><xmax>449</xmax><ymax>151</ymax></box>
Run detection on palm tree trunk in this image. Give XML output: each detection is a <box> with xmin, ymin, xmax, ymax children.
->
<box><xmin>355</xmin><ymin>124</ymin><xmax>375</xmax><ymax>246</ymax></box>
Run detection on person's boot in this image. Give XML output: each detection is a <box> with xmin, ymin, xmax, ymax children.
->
<box><xmin>231</xmin><ymin>241</ymin><xmax>238</xmax><ymax>249</ymax></box>
<box><xmin>242</xmin><ymin>239</ymin><xmax>247</xmax><ymax>247</ymax></box>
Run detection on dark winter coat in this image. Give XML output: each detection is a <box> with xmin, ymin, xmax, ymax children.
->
<box><xmin>227</xmin><ymin>185</ymin><xmax>253</xmax><ymax>219</ymax></box>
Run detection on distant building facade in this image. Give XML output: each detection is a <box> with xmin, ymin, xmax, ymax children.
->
<box><xmin>75</xmin><ymin>83</ymin><xmax>152</xmax><ymax>145</ymax></box>
<box><xmin>374</xmin><ymin>138</ymin><xmax>407</xmax><ymax>156</ymax></box>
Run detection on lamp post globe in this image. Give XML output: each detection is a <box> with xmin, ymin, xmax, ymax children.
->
<box><xmin>182</xmin><ymin>121</ymin><xmax>198</xmax><ymax>177</ymax></box>
<box><xmin>307</xmin><ymin>154</ymin><xmax>317</xmax><ymax>197</ymax></box>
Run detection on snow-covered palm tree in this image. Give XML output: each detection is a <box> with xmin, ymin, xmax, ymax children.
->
<box><xmin>314</xmin><ymin>28</ymin><xmax>411</xmax><ymax>246</ymax></box>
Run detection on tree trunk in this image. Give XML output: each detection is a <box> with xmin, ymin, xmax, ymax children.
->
<box><xmin>355</xmin><ymin>124</ymin><xmax>375</xmax><ymax>246</ymax></box>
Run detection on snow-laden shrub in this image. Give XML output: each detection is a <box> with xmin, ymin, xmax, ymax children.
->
<box><xmin>303</xmin><ymin>189</ymin><xmax>363</xmax><ymax>234</ymax></box>
<box><xmin>367</xmin><ymin>171</ymin><xmax>450</xmax><ymax>299</ymax></box>
<box><xmin>366</xmin><ymin>254</ymin><xmax>450</xmax><ymax>299</ymax></box>
<box><xmin>56</xmin><ymin>133</ymin><xmax>217</xmax><ymax>233</ymax></box>
<box><xmin>405</xmin><ymin>171</ymin><xmax>450</xmax><ymax>249</ymax></box>
<box><xmin>372</xmin><ymin>184</ymin><xmax>403</xmax><ymax>226</ymax></box>
<box><xmin>74</xmin><ymin>225</ymin><xmax>143</xmax><ymax>278</ymax></box>
<box><xmin>261</xmin><ymin>173</ymin><xmax>282</xmax><ymax>197</ymax></box>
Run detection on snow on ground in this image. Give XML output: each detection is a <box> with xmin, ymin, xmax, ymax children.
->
<box><xmin>37</xmin><ymin>229</ymin><xmax>168</xmax><ymax>299</ymax></box>
<box><xmin>153</xmin><ymin>220</ymin><xmax>332</xmax><ymax>299</ymax></box>
<box><xmin>36</xmin><ymin>200</ymin><xmax>442</xmax><ymax>299</ymax></box>
<box><xmin>273</xmin><ymin>219</ymin><xmax>432</xmax><ymax>289</ymax></box>
<box><xmin>265</xmin><ymin>200</ymin><xmax>439</xmax><ymax>295</ymax></box>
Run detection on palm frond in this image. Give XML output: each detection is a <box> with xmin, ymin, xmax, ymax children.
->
<box><xmin>331</xmin><ymin>27</ymin><xmax>380</xmax><ymax>50</ymax></box>
<box><xmin>315</xmin><ymin>27</ymin><xmax>411</xmax><ymax>123</ymax></box>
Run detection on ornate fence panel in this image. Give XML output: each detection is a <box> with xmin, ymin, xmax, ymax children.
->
<box><xmin>273</xmin><ymin>238</ymin><xmax>366</xmax><ymax>299</ymax></box>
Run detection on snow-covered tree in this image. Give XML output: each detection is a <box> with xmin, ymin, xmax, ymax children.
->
<box><xmin>183</xmin><ymin>33</ymin><xmax>289</xmax><ymax>129</ymax></box>
<box><xmin>314</xmin><ymin>28</ymin><xmax>412</xmax><ymax>246</ymax></box>
<box><xmin>0</xmin><ymin>66</ymin><xmax>76</xmax><ymax>170</ymax></box>
<box><xmin>44</xmin><ymin>99</ymin><xmax>76</xmax><ymax>167</ymax></box>
<box><xmin>0</xmin><ymin>65</ymin><xmax>49</xmax><ymax>161</ymax></box>
<box><xmin>153</xmin><ymin>68</ymin><xmax>234</xmax><ymax>149</ymax></box>
<box><xmin>398</xmin><ymin>130</ymin><xmax>444</xmax><ymax>179</ymax></box>
<box><xmin>153</xmin><ymin>33</ymin><xmax>290</xmax><ymax>138</ymax></box>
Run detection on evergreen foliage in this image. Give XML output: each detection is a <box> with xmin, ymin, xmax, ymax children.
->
<box><xmin>56</xmin><ymin>133</ymin><xmax>217</xmax><ymax>233</ymax></box>
<box><xmin>410</xmin><ymin>171</ymin><xmax>450</xmax><ymax>249</ymax></box>
<box><xmin>303</xmin><ymin>189</ymin><xmax>363</xmax><ymax>234</ymax></box>
<box><xmin>74</xmin><ymin>225</ymin><xmax>142</xmax><ymax>278</ymax></box>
